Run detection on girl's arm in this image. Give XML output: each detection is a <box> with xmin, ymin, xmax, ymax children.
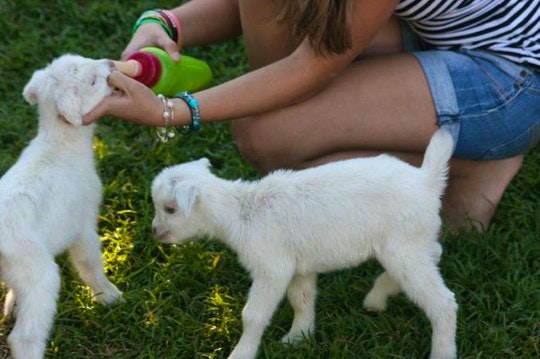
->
<box><xmin>173</xmin><ymin>0</ymin><xmax>242</xmax><ymax>47</ymax></box>
<box><xmin>84</xmin><ymin>0</ymin><xmax>398</xmax><ymax>126</ymax></box>
<box><xmin>178</xmin><ymin>0</ymin><xmax>399</xmax><ymax>123</ymax></box>
<box><xmin>122</xmin><ymin>0</ymin><xmax>241</xmax><ymax>60</ymax></box>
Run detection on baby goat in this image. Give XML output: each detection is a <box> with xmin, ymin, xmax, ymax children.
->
<box><xmin>0</xmin><ymin>54</ymin><xmax>122</xmax><ymax>359</ymax></box>
<box><xmin>151</xmin><ymin>129</ymin><xmax>457</xmax><ymax>359</ymax></box>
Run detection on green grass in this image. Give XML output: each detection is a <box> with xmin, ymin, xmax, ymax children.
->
<box><xmin>0</xmin><ymin>1</ymin><xmax>539</xmax><ymax>358</ymax></box>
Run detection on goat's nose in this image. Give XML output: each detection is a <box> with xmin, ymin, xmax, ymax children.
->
<box><xmin>152</xmin><ymin>226</ymin><xmax>171</xmax><ymax>241</ymax></box>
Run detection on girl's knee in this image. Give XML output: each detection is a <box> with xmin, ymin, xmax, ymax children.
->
<box><xmin>232</xmin><ymin>115</ymin><xmax>296</xmax><ymax>174</ymax></box>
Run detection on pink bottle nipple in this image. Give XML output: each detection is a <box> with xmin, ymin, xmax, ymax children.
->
<box><xmin>125</xmin><ymin>51</ymin><xmax>162</xmax><ymax>88</ymax></box>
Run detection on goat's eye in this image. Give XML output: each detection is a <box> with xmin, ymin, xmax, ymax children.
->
<box><xmin>164</xmin><ymin>206</ymin><xmax>176</xmax><ymax>214</ymax></box>
<box><xmin>90</xmin><ymin>76</ymin><xmax>97</xmax><ymax>86</ymax></box>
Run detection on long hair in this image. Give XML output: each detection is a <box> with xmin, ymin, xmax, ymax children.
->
<box><xmin>273</xmin><ymin>0</ymin><xmax>352</xmax><ymax>56</ymax></box>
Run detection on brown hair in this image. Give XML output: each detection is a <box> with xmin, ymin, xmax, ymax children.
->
<box><xmin>273</xmin><ymin>0</ymin><xmax>352</xmax><ymax>56</ymax></box>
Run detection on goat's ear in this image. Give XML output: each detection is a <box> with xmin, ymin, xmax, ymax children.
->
<box><xmin>23</xmin><ymin>69</ymin><xmax>48</xmax><ymax>105</ymax></box>
<box><xmin>198</xmin><ymin>158</ymin><xmax>211</xmax><ymax>169</ymax></box>
<box><xmin>173</xmin><ymin>182</ymin><xmax>200</xmax><ymax>217</ymax></box>
<box><xmin>56</xmin><ymin>87</ymin><xmax>82</xmax><ymax>126</ymax></box>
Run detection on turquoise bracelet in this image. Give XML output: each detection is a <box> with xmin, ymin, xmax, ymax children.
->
<box><xmin>175</xmin><ymin>92</ymin><xmax>200</xmax><ymax>133</ymax></box>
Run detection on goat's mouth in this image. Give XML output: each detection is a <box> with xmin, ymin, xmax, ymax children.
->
<box><xmin>57</xmin><ymin>114</ymin><xmax>70</xmax><ymax>124</ymax></box>
<box><xmin>154</xmin><ymin>229</ymin><xmax>171</xmax><ymax>242</ymax></box>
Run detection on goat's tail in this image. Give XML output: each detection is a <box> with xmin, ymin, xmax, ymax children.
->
<box><xmin>420</xmin><ymin>129</ymin><xmax>454</xmax><ymax>196</ymax></box>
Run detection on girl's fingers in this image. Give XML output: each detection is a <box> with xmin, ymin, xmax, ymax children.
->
<box><xmin>161</xmin><ymin>39</ymin><xmax>181</xmax><ymax>61</ymax></box>
<box><xmin>82</xmin><ymin>68</ymin><xmax>162</xmax><ymax>126</ymax></box>
<box><xmin>82</xmin><ymin>98</ymin><xmax>109</xmax><ymax>125</ymax></box>
<box><xmin>107</xmin><ymin>70</ymin><xmax>130</xmax><ymax>89</ymax></box>
<box><xmin>120</xmin><ymin>23</ymin><xmax>171</xmax><ymax>60</ymax></box>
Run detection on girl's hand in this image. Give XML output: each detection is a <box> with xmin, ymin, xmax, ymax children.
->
<box><xmin>121</xmin><ymin>23</ymin><xmax>180</xmax><ymax>61</ymax></box>
<box><xmin>82</xmin><ymin>71</ymin><xmax>163</xmax><ymax>126</ymax></box>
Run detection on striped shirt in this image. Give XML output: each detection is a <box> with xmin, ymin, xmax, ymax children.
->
<box><xmin>395</xmin><ymin>0</ymin><xmax>540</xmax><ymax>67</ymax></box>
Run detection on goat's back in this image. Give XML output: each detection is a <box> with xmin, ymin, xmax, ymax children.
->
<box><xmin>225</xmin><ymin>155</ymin><xmax>442</xmax><ymax>273</ymax></box>
<box><xmin>239</xmin><ymin>154</ymin><xmax>440</xmax><ymax>236</ymax></box>
<box><xmin>258</xmin><ymin>154</ymin><xmax>438</xmax><ymax>220</ymax></box>
<box><xmin>0</xmin><ymin>138</ymin><xmax>101</xmax><ymax>255</ymax></box>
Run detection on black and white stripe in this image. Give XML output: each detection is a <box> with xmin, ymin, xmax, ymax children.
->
<box><xmin>395</xmin><ymin>0</ymin><xmax>540</xmax><ymax>67</ymax></box>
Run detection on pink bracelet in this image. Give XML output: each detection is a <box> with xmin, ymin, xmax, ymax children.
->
<box><xmin>163</xmin><ymin>9</ymin><xmax>182</xmax><ymax>48</ymax></box>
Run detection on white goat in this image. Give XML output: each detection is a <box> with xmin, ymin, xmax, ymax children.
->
<box><xmin>0</xmin><ymin>54</ymin><xmax>123</xmax><ymax>359</ymax></box>
<box><xmin>151</xmin><ymin>129</ymin><xmax>458</xmax><ymax>359</ymax></box>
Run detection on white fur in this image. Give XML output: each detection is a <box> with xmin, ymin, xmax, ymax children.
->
<box><xmin>0</xmin><ymin>54</ymin><xmax>122</xmax><ymax>359</ymax></box>
<box><xmin>151</xmin><ymin>129</ymin><xmax>458</xmax><ymax>359</ymax></box>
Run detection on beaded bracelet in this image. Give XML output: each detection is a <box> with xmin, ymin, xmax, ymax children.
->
<box><xmin>156</xmin><ymin>94</ymin><xmax>176</xmax><ymax>143</ymax></box>
<box><xmin>160</xmin><ymin>10</ymin><xmax>181</xmax><ymax>46</ymax></box>
<box><xmin>175</xmin><ymin>91</ymin><xmax>200</xmax><ymax>134</ymax></box>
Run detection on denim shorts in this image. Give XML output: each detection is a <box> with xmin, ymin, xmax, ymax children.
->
<box><xmin>402</xmin><ymin>22</ymin><xmax>540</xmax><ymax>160</ymax></box>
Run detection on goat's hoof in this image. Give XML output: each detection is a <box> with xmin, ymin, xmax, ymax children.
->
<box><xmin>3</xmin><ymin>291</ymin><xmax>17</xmax><ymax>318</ymax></box>
<box><xmin>8</xmin><ymin>334</ymin><xmax>46</xmax><ymax>359</ymax></box>
<box><xmin>93</xmin><ymin>287</ymin><xmax>124</xmax><ymax>305</ymax></box>
<box><xmin>362</xmin><ymin>295</ymin><xmax>387</xmax><ymax>312</ymax></box>
<box><xmin>281</xmin><ymin>335</ymin><xmax>302</xmax><ymax>347</ymax></box>
<box><xmin>227</xmin><ymin>347</ymin><xmax>256</xmax><ymax>359</ymax></box>
<box><xmin>429</xmin><ymin>353</ymin><xmax>457</xmax><ymax>359</ymax></box>
<box><xmin>281</xmin><ymin>330</ymin><xmax>312</xmax><ymax>346</ymax></box>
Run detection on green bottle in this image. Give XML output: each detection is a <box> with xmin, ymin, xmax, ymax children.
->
<box><xmin>115</xmin><ymin>47</ymin><xmax>212</xmax><ymax>96</ymax></box>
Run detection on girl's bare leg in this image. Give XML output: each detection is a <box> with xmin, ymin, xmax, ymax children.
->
<box><xmin>442</xmin><ymin>156</ymin><xmax>523</xmax><ymax>230</ymax></box>
<box><xmin>234</xmin><ymin>8</ymin><xmax>523</xmax><ymax>230</ymax></box>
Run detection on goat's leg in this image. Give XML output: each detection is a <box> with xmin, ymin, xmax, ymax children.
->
<box><xmin>68</xmin><ymin>229</ymin><xmax>122</xmax><ymax>305</ymax></box>
<box><xmin>4</xmin><ymin>251</ymin><xmax>60</xmax><ymax>359</ymax></box>
<box><xmin>363</xmin><ymin>271</ymin><xmax>401</xmax><ymax>312</ymax></box>
<box><xmin>281</xmin><ymin>273</ymin><xmax>317</xmax><ymax>345</ymax></box>
<box><xmin>377</xmin><ymin>242</ymin><xmax>457</xmax><ymax>359</ymax></box>
<box><xmin>364</xmin><ymin>233</ymin><xmax>443</xmax><ymax>312</ymax></box>
<box><xmin>228</xmin><ymin>274</ymin><xmax>293</xmax><ymax>359</ymax></box>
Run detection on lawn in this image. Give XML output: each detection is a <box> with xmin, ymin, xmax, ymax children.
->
<box><xmin>0</xmin><ymin>1</ymin><xmax>538</xmax><ymax>358</ymax></box>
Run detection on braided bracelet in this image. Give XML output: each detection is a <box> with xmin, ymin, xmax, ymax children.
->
<box><xmin>175</xmin><ymin>91</ymin><xmax>200</xmax><ymax>134</ymax></box>
<box><xmin>132</xmin><ymin>9</ymin><xmax>179</xmax><ymax>43</ymax></box>
<box><xmin>132</xmin><ymin>11</ymin><xmax>172</xmax><ymax>38</ymax></box>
